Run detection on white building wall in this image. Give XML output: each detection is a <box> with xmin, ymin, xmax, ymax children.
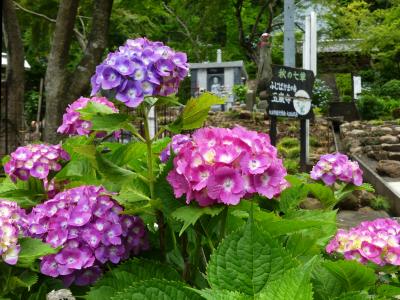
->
<box><xmin>197</xmin><ymin>69</ymin><xmax>207</xmax><ymax>91</ymax></box>
<box><xmin>224</xmin><ymin>68</ymin><xmax>235</xmax><ymax>94</ymax></box>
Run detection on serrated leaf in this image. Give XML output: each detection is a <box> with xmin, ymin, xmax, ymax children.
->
<box><xmin>196</xmin><ymin>289</ymin><xmax>250</xmax><ymax>300</ymax></box>
<box><xmin>78</xmin><ymin>101</ymin><xmax>116</xmax><ymax>119</ymax></box>
<box><xmin>307</xmin><ymin>183</ymin><xmax>336</xmax><ymax>209</ymax></box>
<box><xmin>172</xmin><ymin>205</ymin><xmax>224</xmax><ymax>236</ymax></box>
<box><xmin>9</xmin><ymin>270</ymin><xmax>38</xmax><ymax>290</ymax></box>
<box><xmin>110</xmin><ymin>279</ymin><xmax>202</xmax><ymax>300</ymax></box>
<box><xmin>114</xmin><ymin>180</ymin><xmax>151</xmax><ymax>206</ymax></box>
<box><xmin>156</xmin><ymin>95</ymin><xmax>182</xmax><ymax>107</ymax></box>
<box><xmin>376</xmin><ymin>284</ymin><xmax>400</xmax><ymax>297</ymax></box>
<box><xmin>278</xmin><ymin>184</ymin><xmax>309</xmax><ymax>213</ymax></box>
<box><xmin>107</xmin><ymin>141</ymin><xmax>147</xmax><ymax>167</ymax></box>
<box><xmin>207</xmin><ymin>222</ymin><xmax>297</xmax><ymax>296</ymax></box>
<box><xmin>332</xmin><ymin>291</ymin><xmax>370</xmax><ymax>300</ymax></box>
<box><xmin>56</xmin><ymin>157</ymin><xmax>97</xmax><ymax>182</ymax></box>
<box><xmin>17</xmin><ymin>238</ymin><xmax>58</xmax><ymax>267</ymax></box>
<box><xmin>0</xmin><ymin>189</ymin><xmax>42</xmax><ymax>209</ymax></box>
<box><xmin>95</xmin><ymin>152</ymin><xmax>136</xmax><ymax>184</ymax></box>
<box><xmin>91</xmin><ymin>113</ymin><xmax>131</xmax><ymax>132</ymax></box>
<box><xmin>168</xmin><ymin>93</ymin><xmax>224</xmax><ymax>132</ymax></box>
<box><xmin>86</xmin><ymin>259</ymin><xmax>181</xmax><ymax>300</ymax></box>
<box><xmin>312</xmin><ymin>260</ymin><xmax>376</xmax><ymax>299</ymax></box>
<box><xmin>258</xmin><ymin>264</ymin><xmax>314</xmax><ymax>300</ymax></box>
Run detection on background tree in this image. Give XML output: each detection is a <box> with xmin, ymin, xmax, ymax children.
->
<box><xmin>2</xmin><ymin>0</ymin><xmax>25</xmax><ymax>153</ymax></box>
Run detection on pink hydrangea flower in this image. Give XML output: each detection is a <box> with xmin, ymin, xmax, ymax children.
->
<box><xmin>26</xmin><ymin>185</ymin><xmax>149</xmax><ymax>286</ymax></box>
<box><xmin>310</xmin><ymin>152</ymin><xmax>363</xmax><ymax>186</ymax></box>
<box><xmin>4</xmin><ymin>144</ymin><xmax>70</xmax><ymax>182</ymax></box>
<box><xmin>90</xmin><ymin>37</ymin><xmax>189</xmax><ymax>108</ymax></box>
<box><xmin>57</xmin><ymin>96</ymin><xmax>120</xmax><ymax>138</ymax></box>
<box><xmin>160</xmin><ymin>134</ymin><xmax>191</xmax><ymax>162</ymax></box>
<box><xmin>166</xmin><ymin>126</ymin><xmax>288</xmax><ymax>206</ymax></box>
<box><xmin>0</xmin><ymin>200</ymin><xmax>27</xmax><ymax>265</ymax></box>
<box><xmin>326</xmin><ymin>218</ymin><xmax>400</xmax><ymax>266</ymax></box>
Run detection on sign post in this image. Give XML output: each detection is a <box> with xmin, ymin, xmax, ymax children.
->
<box><xmin>267</xmin><ymin>65</ymin><xmax>315</xmax><ymax>169</ymax></box>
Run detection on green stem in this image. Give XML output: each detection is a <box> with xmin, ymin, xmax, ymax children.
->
<box><xmin>142</xmin><ymin>104</ymin><xmax>166</xmax><ymax>261</ymax></box>
<box><xmin>199</xmin><ymin>219</ymin><xmax>214</xmax><ymax>250</ymax></box>
<box><xmin>219</xmin><ymin>206</ymin><xmax>228</xmax><ymax>240</ymax></box>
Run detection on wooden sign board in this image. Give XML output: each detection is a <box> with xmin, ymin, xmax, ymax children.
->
<box><xmin>267</xmin><ymin>65</ymin><xmax>315</xmax><ymax>119</ymax></box>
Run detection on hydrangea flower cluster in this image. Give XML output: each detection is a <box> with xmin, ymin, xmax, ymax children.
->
<box><xmin>90</xmin><ymin>37</ymin><xmax>189</xmax><ymax>108</ymax></box>
<box><xmin>326</xmin><ymin>218</ymin><xmax>400</xmax><ymax>266</ymax></box>
<box><xmin>57</xmin><ymin>96</ymin><xmax>120</xmax><ymax>137</ymax></box>
<box><xmin>166</xmin><ymin>126</ymin><xmax>288</xmax><ymax>206</ymax></box>
<box><xmin>0</xmin><ymin>200</ymin><xmax>26</xmax><ymax>265</ymax></box>
<box><xmin>4</xmin><ymin>144</ymin><xmax>70</xmax><ymax>181</ymax></box>
<box><xmin>160</xmin><ymin>134</ymin><xmax>191</xmax><ymax>163</ymax></box>
<box><xmin>26</xmin><ymin>185</ymin><xmax>149</xmax><ymax>286</ymax></box>
<box><xmin>310</xmin><ymin>152</ymin><xmax>363</xmax><ymax>186</ymax></box>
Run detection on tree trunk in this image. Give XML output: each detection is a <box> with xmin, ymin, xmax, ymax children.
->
<box><xmin>43</xmin><ymin>0</ymin><xmax>79</xmax><ymax>143</ymax></box>
<box><xmin>43</xmin><ymin>0</ymin><xmax>113</xmax><ymax>143</ymax></box>
<box><xmin>2</xmin><ymin>0</ymin><xmax>25</xmax><ymax>153</ymax></box>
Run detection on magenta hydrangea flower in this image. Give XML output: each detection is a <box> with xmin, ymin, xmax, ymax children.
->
<box><xmin>57</xmin><ymin>96</ymin><xmax>120</xmax><ymax>138</ymax></box>
<box><xmin>0</xmin><ymin>200</ymin><xmax>27</xmax><ymax>265</ymax></box>
<box><xmin>310</xmin><ymin>152</ymin><xmax>363</xmax><ymax>186</ymax></box>
<box><xmin>4</xmin><ymin>144</ymin><xmax>70</xmax><ymax>182</ymax></box>
<box><xmin>166</xmin><ymin>126</ymin><xmax>288</xmax><ymax>206</ymax></box>
<box><xmin>90</xmin><ymin>37</ymin><xmax>189</xmax><ymax>108</ymax></box>
<box><xmin>26</xmin><ymin>185</ymin><xmax>149</xmax><ymax>286</ymax></box>
<box><xmin>326</xmin><ymin>218</ymin><xmax>400</xmax><ymax>266</ymax></box>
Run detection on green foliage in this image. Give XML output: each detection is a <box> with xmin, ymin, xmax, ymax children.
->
<box><xmin>357</xmin><ymin>94</ymin><xmax>386</xmax><ymax>120</ymax></box>
<box><xmin>17</xmin><ymin>237</ymin><xmax>59</xmax><ymax>268</ymax></box>
<box><xmin>381</xmin><ymin>79</ymin><xmax>400</xmax><ymax>98</ymax></box>
<box><xmin>283</xmin><ymin>158</ymin><xmax>299</xmax><ymax>174</ymax></box>
<box><xmin>232</xmin><ymin>85</ymin><xmax>248</xmax><ymax>103</ymax></box>
<box><xmin>278</xmin><ymin>137</ymin><xmax>299</xmax><ymax>148</ymax></box>
<box><xmin>86</xmin><ymin>259</ymin><xmax>181</xmax><ymax>300</ymax></box>
<box><xmin>369</xmin><ymin>195</ymin><xmax>391</xmax><ymax>211</ymax></box>
<box><xmin>335</xmin><ymin>73</ymin><xmax>352</xmax><ymax>98</ymax></box>
<box><xmin>24</xmin><ymin>91</ymin><xmax>40</xmax><ymax>123</ymax></box>
<box><xmin>207</xmin><ymin>222</ymin><xmax>297</xmax><ymax>296</ymax></box>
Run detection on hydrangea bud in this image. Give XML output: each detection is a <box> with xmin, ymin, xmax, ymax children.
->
<box><xmin>326</xmin><ymin>218</ymin><xmax>400</xmax><ymax>266</ymax></box>
<box><xmin>310</xmin><ymin>152</ymin><xmax>363</xmax><ymax>186</ymax></box>
<box><xmin>166</xmin><ymin>126</ymin><xmax>288</xmax><ymax>206</ymax></box>
<box><xmin>57</xmin><ymin>96</ymin><xmax>120</xmax><ymax>138</ymax></box>
<box><xmin>4</xmin><ymin>144</ymin><xmax>70</xmax><ymax>182</ymax></box>
<box><xmin>90</xmin><ymin>37</ymin><xmax>189</xmax><ymax>108</ymax></box>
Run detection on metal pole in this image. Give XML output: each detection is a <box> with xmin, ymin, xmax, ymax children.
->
<box><xmin>284</xmin><ymin>0</ymin><xmax>296</xmax><ymax>67</ymax></box>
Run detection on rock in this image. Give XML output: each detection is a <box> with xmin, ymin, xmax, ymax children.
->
<box><xmin>349</xmin><ymin>146</ymin><xmax>363</xmax><ymax>154</ymax></box>
<box><xmin>380</xmin><ymin>135</ymin><xmax>399</xmax><ymax>144</ymax></box>
<box><xmin>300</xmin><ymin>197</ymin><xmax>324</xmax><ymax>210</ymax></box>
<box><xmin>361</xmin><ymin>137</ymin><xmax>380</xmax><ymax>146</ymax></box>
<box><xmin>373</xmin><ymin>150</ymin><xmax>389</xmax><ymax>161</ymax></box>
<box><xmin>393</xmin><ymin>126</ymin><xmax>400</xmax><ymax>134</ymax></box>
<box><xmin>349</xmin><ymin>129</ymin><xmax>366</xmax><ymax>137</ymax></box>
<box><xmin>376</xmin><ymin>160</ymin><xmax>400</xmax><ymax>178</ymax></box>
<box><xmin>388</xmin><ymin>152</ymin><xmax>400</xmax><ymax>161</ymax></box>
<box><xmin>382</xmin><ymin>143</ymin><xmax>400</xmax><ymax>152</ymax></box>
<box><xmin>337</xmin><ymin>207</ymin><xmax>390</xmax><ymax>229</ymax></box>
<box><xmin>379</xmin><ymin>127</ymin><xmax>393</xmax><ymax>134</ymax></box>
<box><xmin>238</xmin><ymin>110</ymin><xmax>252</xmax><ymax>119</ymax></box>
<box><xmin>257</xmin><ymin>100</ymin><xmax>268</xmax><ymax>110</ymax></box>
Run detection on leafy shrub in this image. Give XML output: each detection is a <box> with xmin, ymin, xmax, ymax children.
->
<box><xmin>381</xmin><ymin>79</ymin><xmax>400</xmax><ymax>99</ymax></box>
<box><xmin>278</xmin><ymin>137</ymin><xmax>299</xmax><ymax>148</ymax></box>
<box><xmin>369</xmin><ymin>196</ymin><xmax>391</xmax><ymax>212</ymax></box>
<box><xmin>283</xmin><ymin>159</ymin><xmax>299</xmax><ymax>174</ymax></box>
<box><xmin>309</xmin><ymin>136</ymin><xmax>321</xmax><ymax>147</ymax></box>
<box><xmin>342</xmin><ymin>95</ymin><xmax>352</xmax><ymax>102</ymax></box>
<box><xmin>335</xmin><ymin>73</ymin><xmax>352</xmax><ymax>97</ymax></box>
<box><xmin>232</xmin><ymin>84</ymin><xmax>248</xmax><ymax>103</ymax></box>
<box><xmin>24</xmin><ymin>90</ymin><xmax>40</xmax><ymax>122</ymax></box>
<box><xmin>312</xmin><ymin>79</ymin><xmax>333</xmax><ymax>113</ymax></box>
<box><xmin>357</xmin><ymin>94</ymin><xmax>386</xmax><ymax>120</ymax></box>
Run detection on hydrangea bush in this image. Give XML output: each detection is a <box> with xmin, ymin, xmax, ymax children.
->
<box><xmin>0</xmin><ymin>37</ymin><xmax>396</xmax><ymax>299</ymax></box>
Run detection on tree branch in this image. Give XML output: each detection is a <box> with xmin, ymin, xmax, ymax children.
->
<box><xmin>250</xmin><ymin>0</ymin><xmax>271</xmax><ymax>41</ymax></box>
<box><xmin>162</xmin><ymin>2</ymin><xmax>201</xmax><ymax>61</ymax></box>
<box><xmin>234</xmin><ymin>0</ymin><xmax>245</xmax><ymax>46</ymax></box>
<box><xmin>265</xmin><ymin>0</ymin><xmax>277</xmax><ymax>33</ymax></box>
<box><xmin>13</xmin><ymin>1</ymin><xmax>87</xmax><ymax>49</ymax></box>
<box><xmin>67</xmin><ymin>0</ymin><xmax>113</xmax><ymax>106</ymax></box>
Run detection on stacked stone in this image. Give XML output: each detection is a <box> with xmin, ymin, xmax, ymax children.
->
<box><xmin>340</xmin><ymin>121</ymin><xmax>400</xmax><ymax>178</ymax></box>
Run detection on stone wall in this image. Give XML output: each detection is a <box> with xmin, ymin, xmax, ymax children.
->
<box><xmin>340</xmin><ymin>121</ymin><xmax>400</xmax><ymax>178</ymax></box>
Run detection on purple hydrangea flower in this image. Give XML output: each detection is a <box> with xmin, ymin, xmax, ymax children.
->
<box><xmin>4</xmin><ymin>144</ymin><xmax>70</xmax><ymax>183</ymax></box>
<box><xmin>310</xmin><ymin>152</ymin><xmax>363</xmax><ymax>186</ymax></box>
<box><xmin>160</xmin><ymin>134</ymin><xmax>191</xmax><ymax>163</ymax></box>
<box><xmin>90</xmin><ymin>37</ymin><xmax>189</xmax><ymax>108</ymax></box>
<box><xmin>166</xmin><ymin>126</ymin><xmax>288</xmax><ymax>206</ymax></box>
<box><xmin>57</xmin><ymin>96</ymin><xmax>121</xmax><ymax>138</ymax></box>
<box><xmin>326</xmin><ymin>218</ymin><xmax>400</xmax><ymax>266</ymax></box>
<box><xmin>0</xmin><ymin>200</ymin><xmax>27</xmax><ymax>265</ymax></box>
<box><xmin>26</xmin><ymin>185</ymin><xmax>149</xmax><ymax>286</ymax></box>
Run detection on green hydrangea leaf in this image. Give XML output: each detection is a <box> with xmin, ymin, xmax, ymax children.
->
<box><xmin>196</xmin><ymin>288</ymin><xmax>250</xmax><ymax>299</ymax></box>
<box><xmin>207</xmin><ymin>222</ymin><xmax>297</xmax><ymax>296</ymax></box>
<box><xmin>17</xmin><ymin>238</ymin><xmax>59</xmax><ymax>267</ymax></box>
<box><xmin>278</xmin><ymin>184</ymin><xmax>309</xmax><ymax>213</ymax></box>
<box><xmin>172</xmin><ymin>205</ymin><xmax>224</xmax><ymax>236</ymax></box>
<box><xmin>110</xmin><ymin>279</ymin><xmax>202</xmax><ymax>300</ymax></box>
<box><xmin>86</xmin><ymin>259</ymin><xmax>181</xmax><ymax>300</ymax></box>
